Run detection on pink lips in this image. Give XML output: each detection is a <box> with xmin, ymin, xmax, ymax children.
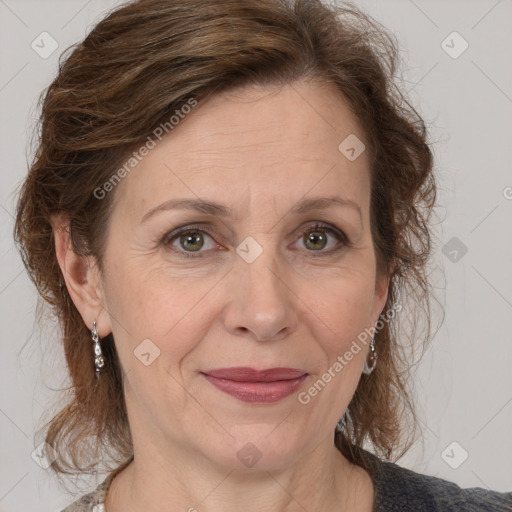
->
<box><xmin>202</xmin><ymin>367</ymin><xmax>308</xmax><ymax>403</ymax></box>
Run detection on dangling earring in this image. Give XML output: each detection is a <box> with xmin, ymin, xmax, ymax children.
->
<box><xmin>91</xmin><ymin>320</ymin><xmax>105</xmax><ymax>379</ymax></box>
<box><xmin>362</xmin><ymin>335</ymin><xmax>377</xmax><ymax>375</ymax></box>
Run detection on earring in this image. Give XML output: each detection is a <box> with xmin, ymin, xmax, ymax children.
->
<box><xmin>91</xmin><ymin>320</ymin><xmax>105</xmax><ymax>379</ymax></box>
<box><xmin>362</xmin><ymin>335</ymin><xmax>377</xmax><ymax>375</ymax></box>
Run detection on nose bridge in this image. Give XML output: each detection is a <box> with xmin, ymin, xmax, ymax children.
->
<box><xmin>236</xmin><ymin>232</ymin><xmax>286</xmax><ymax>300</ymax></box>
<box><xmin>224</xmin><ymin>232</ymin><xmax>297</xmax><ymax>340</ymax></box>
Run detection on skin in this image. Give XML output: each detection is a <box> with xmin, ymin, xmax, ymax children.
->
<box><xmin>54</xmin><ymin>79</ymin><xmax>389</xmax><ymax>512</ymax></box>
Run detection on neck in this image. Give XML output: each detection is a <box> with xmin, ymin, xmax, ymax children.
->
<box><xmin>105</xmin><ymin>437</ymin><xmax>374</xmax><ymax>512</ymax></box>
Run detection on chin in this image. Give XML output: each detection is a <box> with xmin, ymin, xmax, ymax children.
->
<box><xmin>202</xmin><ymin>424</ymin><xmax>310</xmax><ymax>472</ymax></box>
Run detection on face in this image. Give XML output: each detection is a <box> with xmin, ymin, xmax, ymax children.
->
<box><xmin>95</xmin><ymin>79</ymin><xmax>389</xmax><ymax>471</ymax></box>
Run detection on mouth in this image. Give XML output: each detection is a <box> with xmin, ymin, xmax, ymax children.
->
<box><xmin>201</xmin><ymin>367</ymin><xmax>308</xmax><ymax>403</ymax></box>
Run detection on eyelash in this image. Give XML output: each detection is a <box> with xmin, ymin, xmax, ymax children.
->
<box><xmin>160</xmin><ymin>222</ymin><xmax>350</xmax><ymax>260</ymax></box>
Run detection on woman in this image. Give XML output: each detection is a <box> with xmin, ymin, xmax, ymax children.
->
<box><xmin>13</xmin><ymin>0</ymin><xmax>512</xmax><ymax>510</ymax></box>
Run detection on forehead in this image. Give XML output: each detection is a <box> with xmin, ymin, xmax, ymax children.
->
<box><xmin>111</xmin><ymin>79</ymin><xmax>370</xmax><ymax>222</ymax></box>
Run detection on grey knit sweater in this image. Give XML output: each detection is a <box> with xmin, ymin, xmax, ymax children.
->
<box><xmin>60</xmin><ymin>449</ymin><xmax>512</xmax><ymax>511</ymax></box>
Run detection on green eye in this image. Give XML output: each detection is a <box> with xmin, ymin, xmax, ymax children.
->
<box><xmin>176</xmin><ymin>231</ymin><xmax>207</xmax><ymax>252</ymax></box>
<box><xmin>162</xmin><ymin>222</ymin><xmax>349</xmax><ymax>259</ymax></box>
<box><xmin>295</xmin><ymin>224</ymin><xmax>347</xmax><ymax>255</ymax></box>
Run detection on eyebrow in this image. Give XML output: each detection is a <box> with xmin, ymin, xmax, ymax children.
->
<box><xmin>140</xmin><ymin>196</ymin><xmax>362</xmax><ymax>223</ymax></box>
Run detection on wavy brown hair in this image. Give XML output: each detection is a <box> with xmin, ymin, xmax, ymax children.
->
<box><xmin>14</xmin><ymin>0</ymin><xmax>437</xmax><ymax>478</ymax></box>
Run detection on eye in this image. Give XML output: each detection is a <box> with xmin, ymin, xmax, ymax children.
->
<box><xmin>161</xmin><ymin>222</ymin><xmax>349</xmax><ymax>259</ymax></box>
<box><xmin>163</xmin><ymin>226</ymin><xmax>218</xmax><ymax>258</ymax></box>
<box><xmin>293</xmin><ymin>223</ymin><xmax>348</xmax><ymax>255</ymax></box>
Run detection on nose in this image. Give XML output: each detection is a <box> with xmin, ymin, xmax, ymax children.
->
<box><xmin>222</xmin><ymin>239</ymin><xmax>298</xmax><ymax>342</ymax></box>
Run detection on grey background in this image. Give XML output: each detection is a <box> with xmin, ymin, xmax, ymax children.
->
<box><xmin>1</xmin><ymin>0</ymin><xmax>511</xmax><ymax>510</ymax></box>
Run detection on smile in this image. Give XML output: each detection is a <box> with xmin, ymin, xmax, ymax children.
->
<box><xmin>201</xmin><ymin>367</ymin><xmax>308</xmax><ymax>403</ymax></box>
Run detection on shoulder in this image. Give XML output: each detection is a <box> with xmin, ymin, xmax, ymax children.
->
<box><xmin>359</xmin><ymin>449</ymin><xmax>512</xmax><ymax>512</ymax></box>
<box><xmin>59</xmin><ymin>456</ymin><xmax>133</xmax><ymax>512</ymax></box>
<box><xmin>59</xmin><ymin>475</ymin><xmax>110</xmax><ymax>512</ymax></box>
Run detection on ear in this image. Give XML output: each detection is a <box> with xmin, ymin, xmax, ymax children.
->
<box><xmin>51</xmin><ymin>215</ymin><xmax>112</xmax><ymax>338</ymax></box>
<box><xmin>371</xmin><ymin>269</ymin><xmax>391</xmax><ymax>325</ymax></box>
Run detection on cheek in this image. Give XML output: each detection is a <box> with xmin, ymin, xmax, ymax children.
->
<box><xmin>296</xmin><ymin>278</ymin><xmax>373</xmax><ymax>420</ymax></box>
<box><xmin>305</xmin><ymin>270</ymin><xmax>375</xmax><ymax>353</ymax></box>
<box><xmin>102</xmin><ymin>255</ymin><xmax>223</xmax><ymax>370</ymax></box>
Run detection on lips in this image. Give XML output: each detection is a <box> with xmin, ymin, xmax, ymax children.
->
<box><xmin>204</xmin><ymin>367</ymin><xmax>306</xmax><ymax>382</ymax></box>
<box><xmin>201</xmin><ymin>367</ymin><xmax>308</xmax><ymax>403</ymax></box>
